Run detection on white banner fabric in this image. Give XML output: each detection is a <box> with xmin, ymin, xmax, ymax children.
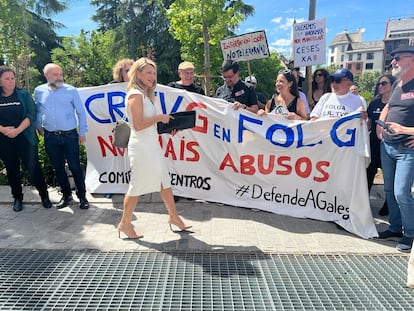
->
<box><xmin>80</xmin><ymin>83</ymin><xmax>377</xmax><ymax>239</ymax></box>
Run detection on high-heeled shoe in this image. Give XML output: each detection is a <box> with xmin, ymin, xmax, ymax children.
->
<box><xmin>117</xmin><ymin>225</ymin><xmax>144</xmax><ymax>240</ymax></box>
<box><xmin>168</xmin><ymin>218</ymin><xmax>192</xmax><ymax>232</ymax></box>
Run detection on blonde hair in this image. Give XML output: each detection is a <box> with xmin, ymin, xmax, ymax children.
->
<box><xmin>112</xmin><ymin>58</ymin><xmax>134</xmax><ymax>82</ymax></box>
<box><xmin>127</xmin><ymin>57</ymin><xmax>157</xmax><ymax>102</ymax></box>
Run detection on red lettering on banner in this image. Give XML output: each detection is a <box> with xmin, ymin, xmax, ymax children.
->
<box><xmin>219</xmin><ymin>153</ymin><xmax>330</xmax><ymax>182</ymax></box>
<box><xmin>276</xmin><ymin>156</ymin><xmax>292</xmax><ymax>175</ymax></box>
<box><xmin>187</xmin><ymin>102</ymin><xmax>208</xmax><ymax>134</ymax></box>
<box><xmin>162</xmin><ymin>137</ymin><xmax>200</xmax><ymax>162</ymax></box>
<box><xmin>219</xmin><ymin>153</ymin><xmax>239</xmax><ymax>172</ymax></box>
<box><xmin>314</xmin><ymin>161</ymin><xmax>330</xmax><ymax>182</ymax></box>
<box><xmin>97</xmin><ymin>135</ymin><xmax>127</xmax><ymax>157</ymax></box>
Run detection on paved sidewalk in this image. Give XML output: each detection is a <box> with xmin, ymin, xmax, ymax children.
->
<box><xmin>0</xmin><ymin>182</ymin><xmax>403</xmax><ymax>255</ymax></box>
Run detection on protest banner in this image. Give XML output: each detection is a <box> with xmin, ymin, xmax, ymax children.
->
<box><xmin>80</xmin><ymin>83</ymin><xmax>377</xmax><ymax>239</ymax></box>
<box><xmin>220</xmin><ymin>30</ymin><xmax>270</xmax><ymax>61</ymax></box>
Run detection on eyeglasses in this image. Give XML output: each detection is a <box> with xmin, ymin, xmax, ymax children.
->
<box><xmin>393</xmin><ymin>55</ymin><xmax>413</xmax><ymax>62</ymax></box>
<box><xmin>376</xmin><ymin>81</ymin><xmax>389</xmax><ymax>87</ymax></box>
<box><xmin>315</xmin><ymin>73</ymin><xmax>323</xmax><ymax>77</ymax></box>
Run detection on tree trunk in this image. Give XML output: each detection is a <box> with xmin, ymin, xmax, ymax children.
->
<box><xmin>202</xmin><ymin>20</ymin><xmax>211</xmax><ymax>96</ymax></box>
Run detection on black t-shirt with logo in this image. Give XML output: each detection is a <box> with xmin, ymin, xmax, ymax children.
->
<box><xmin>383</xmin><ymin>79</ymin><xmax>414</xmax><ymax>143</ymax></box>
<box><xmin>0</xmin><ymin>90</ymin><xmax>22</xmax><ymax>127</ymax></box>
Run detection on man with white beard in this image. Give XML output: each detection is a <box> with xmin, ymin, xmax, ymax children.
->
<box><xmin>34</xmin><ymin>63</ymin><xmax>89</xmax><ymax>210</ymax></box>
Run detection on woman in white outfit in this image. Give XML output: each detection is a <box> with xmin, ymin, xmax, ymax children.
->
<box><xmin>117</xmin><ymin>57</ymin><xmax>191</xmax><ymax>239</ymax></box>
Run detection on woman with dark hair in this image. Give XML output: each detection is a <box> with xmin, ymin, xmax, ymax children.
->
<box><xmin>0</xmin><ymin>66</ymin><xmax>51</xmax><ymax>212</ymax></box>
<box><xmin>367</xmin><ymin>74</ymin><xmax>396</xmax><ymax>216</ymax></box>
<box><xmin>309</xmin><ymin>68</ymin><xmax>331</xmax><ymax>110</ymax></box>
<box><xmin>257</xmin><ymin>70</ymin><xmax>308</xmax><ymax>120</ymax></box>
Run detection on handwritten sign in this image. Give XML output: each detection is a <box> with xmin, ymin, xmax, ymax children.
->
<box><xmin>220</xmin><ymin>30</ymin><xmax>270</xmax><ymax>61</ymax></box>
<box><xmin>293</xmin><ymin>19</ymin><xmax>326</xmax><ymax>66</ymax></box>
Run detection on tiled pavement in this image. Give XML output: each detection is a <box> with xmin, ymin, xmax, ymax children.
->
<box><xmin>0</xmin><ymin>182</ymin><xmax>403</xmax><ymax>254</ymax></box>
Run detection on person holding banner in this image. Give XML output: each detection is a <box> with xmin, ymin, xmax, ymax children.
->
<box><xmin>117</xmin><ymin>57</ymin><xmax>191</xmax><ymax>239</ymax></box>
<box><xmin>257</xmin><ymin>69</ymin><xmax>308</xmax><ymax>120</ymax></box>
<box><xmin>215</xmin><ymin>60</ymin><xmax>259</xmax><ymax>113</ymax></box>
<box><xmin>310</xmin><ymin>68</ymin><xmax>367</xmax><ymax>120</ymax></box>
<box><xmin>168</xmin><ymin>61</ymin><xmax>205</xmax><ymax>95</ymax></box>
<box><xmin>168</xmin><ymin>61</ymin><xmax>204</xmax><ymax>203</ymax></box>
<box><xmin>376</xmin><ymin>45</ymin><xmax>414</xmax><ymax>253</ymax></box>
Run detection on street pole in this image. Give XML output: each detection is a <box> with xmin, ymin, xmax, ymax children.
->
<box><xmin>306</xmin><ymin>0</ymin><xmax>317</xmax><ymax>105</ymax></box>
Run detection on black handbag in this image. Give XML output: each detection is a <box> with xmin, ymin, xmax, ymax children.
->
<box><xmin>157</xmin><ymin>110</ymin><xmax>196</xmax><ymax>134</ymax></box>
<box><xmin>112</xmin><ymin>119</ymin><xmax>131</xmax><ymax>148</ymax></box>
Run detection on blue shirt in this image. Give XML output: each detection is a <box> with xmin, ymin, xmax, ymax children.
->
<box><xmin>34</xmin><ymin>83</ymin><xmax>88</xmax><ymax>136</ymax></box>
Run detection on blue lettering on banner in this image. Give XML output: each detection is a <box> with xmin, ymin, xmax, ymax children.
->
<box><xmin>330</xmin><ymin>113</ymin><xmax>359</xmax><ymax>147</ymax></box>
<box><xmin>85</xmin><ymin>91</ymin><xmax>127</xmax><ymax>124</ymax></box>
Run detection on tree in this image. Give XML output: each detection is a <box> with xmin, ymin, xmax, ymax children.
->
<box><xmin>91</xmin><ymin>0</ymin><xmax>181</xmax><ymax>84</ymax></box>
<box><xmin>167</xmin><ymin>0</ymin><xmax>254</xmax><ymax>94</ymax></box>
<box><xmin>51</xmin><ymin>30</ymin><xmax>117</xmax><ymax>87</ymax></box>
<box><xmin>0</xmin><ymin>0</ymin><xmax>67</xmax><ymax>90</ymax></box>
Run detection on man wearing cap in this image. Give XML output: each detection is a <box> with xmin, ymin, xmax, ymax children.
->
<box><xmin>168</xmin><ymin>61</ymin><xmax>205</xmax><ymax>95</ymax></box>
<box><xmin>310</xmin><ymin>68</ymin><xmax>367</xmax><ymax>120</ymax></box>
<box><xmin>245</xmin><ymin>75</ymin><xmax>266</xmax><ymax>109</ymax></box>
<box><xmin>168</xmin><ymin>61</ymin><xmax>204</xmax><ymax>203</ymax></box>
<box><xmin>215</xmin><ymin>60</ymin><xmax>258</xmax><ymax>113</ymax></box>
<box><xmin>375</xmin><ymin>45</ymin><xmax>414</xmax><ymax>254</ymax></box>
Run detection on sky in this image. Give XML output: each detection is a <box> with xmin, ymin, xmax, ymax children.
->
<box><xmin>55</xmin><ymin>0</ymin><xmax>414</xmax><ymax>62</ymax></box>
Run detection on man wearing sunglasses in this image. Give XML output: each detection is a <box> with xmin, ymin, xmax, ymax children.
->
<box><xmin>375</xmin><ymin>45</ymin><xmax>414</xmax><ymax>254</ymax></box>
<box><xmin>309</xmin><ymin>68</ymin><xmax>367</xmax><ymax>120</ymax></box>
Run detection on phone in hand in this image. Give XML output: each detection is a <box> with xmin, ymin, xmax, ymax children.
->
<box><xmin>375</xmin><ymin>119</ymin><xmax>396</xmax><ymax>134</ymax></box>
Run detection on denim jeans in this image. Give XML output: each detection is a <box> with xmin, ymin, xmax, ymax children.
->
<box><xmin>44</xmin><ymin>129</ymin><xmax>86</xmax><ymax>199</ymax></box>
<box><xmin>381</xmin><ymin>141</ymin><xmax>414</xmax><ymax>237</ymax></box>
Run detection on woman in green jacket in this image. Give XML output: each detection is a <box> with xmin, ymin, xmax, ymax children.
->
<box><xmin>0</xmin><ymin>66</ymin><xmax>51</xmax><ymax>211</ymax></box>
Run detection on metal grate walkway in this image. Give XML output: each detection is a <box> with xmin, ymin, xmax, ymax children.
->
<box><xmin>0</xmin><ymin>249</ymin><xmax>413</xmax><ymax>310</ymax></box>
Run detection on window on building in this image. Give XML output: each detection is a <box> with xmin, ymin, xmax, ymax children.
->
<box><xmin>330</xmin><ymin>56</ymin><xmax>334</xmax><ymax>63</ymax></box>
<box><xmin>356</xmin><ymin>63</ymin><xmax>361</xmax><ymax>70</ymax></box>
<box><xmin>341</xmin><ymin>55</ymin><xmax>344</xmax><ymax>61</ymax></box>
<box><xmin>347</xmin><ymin>64</ymin><xmax>352</xmax><ymax>70</ymax></box>
<box><xmin>357</xmin><ymin>53</ymin><xmax>362</xmax><ymax>60</ymax></box>
<box><xmin>331</xmin><ymin>47</ymin><xmax>335</xmax><ymax>53</ymax></box>
<box><xmin>348</xmin><ymin>54</ymin><xmax>353</xmax><ymax>61</ymax></box>
<box><xmin>341</xmin><ymin>45</ymin><xmax>345</xmax><ymax>52</ymax></box>
<box><xmin>366</xmin><ymin>53</ymin><xmax>374</xmax><ymax>60</ymax></box>
<box><xmin>365</xmin><ymin>63</ymin><xmax>373</xmax><ymax>70</ymax></box>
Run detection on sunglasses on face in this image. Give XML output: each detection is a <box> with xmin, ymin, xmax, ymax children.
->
<box><xmin>330</xmin><ymin>77</ymin><xmax>348</xmax><ymax>84</ymax></box>
<box><xmin>315</xmin><ymin>73</ymin><xmax>323</xmax><ymax>77</ymax></box>
<box><xmin>376</xmin><ymin>81</ymin><xmax>389</xmax><ymax>87</ymax></box>
<box><xmin>393</xmin><ymin>55</ymin><xmax>413</xmax><ymax>62</ymax></box>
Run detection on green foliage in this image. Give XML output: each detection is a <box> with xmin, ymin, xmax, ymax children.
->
<box><xmin>51</xmin><ymin>31</ymin><xmax>117</xmax><ymax>87</ymax></box>
<box><xmin>90</xmin><ymin>0</ymin><xmax>181</xmax><ymax>84</ymax></box>
<box><xmin>353</xmin><ymin>71</ymin><xmax>381</xmax><ymax>104</ymax></box>
<box><xmin>166</xmin><ymin>0</ymin><xmax>252</xmax><ymax>91</ymax></box>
